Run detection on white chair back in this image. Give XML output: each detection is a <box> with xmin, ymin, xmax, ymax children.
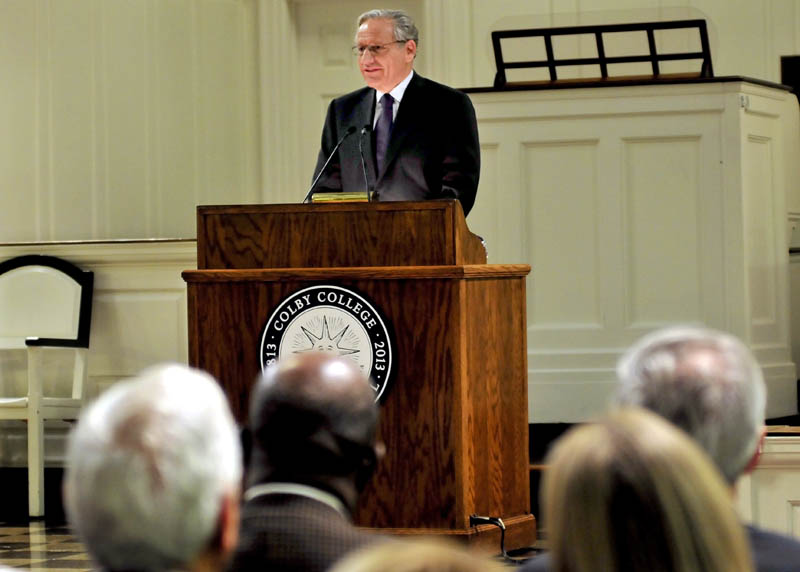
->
<box><xmin>0</xmin><ymin>266</ymin><xmax>83</xmax><ymax>347</ymax></box>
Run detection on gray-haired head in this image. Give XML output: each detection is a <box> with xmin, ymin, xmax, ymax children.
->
<box><xmin>615</xmin><ymin>326</ymin><xmax>766</xmax><ymax>484</ymax></box>
<box><xmin>65</xmin><ymin>364</ymin><xmax>242</xmax><ymax>572</ymax></box>
<box><xmin>356</xmin><ymin>9</ymin><xmax>419</xmax><ymax>46</ymax></box>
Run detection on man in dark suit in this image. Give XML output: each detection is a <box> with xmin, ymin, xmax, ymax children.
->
<box><xmin>230</xmin><ymin>352</ymin><xmax>384</xmax><ymax>572</ymax></box>
<box><xmin>311</xmin><ymin>9</ymin><xmax>480</xmax><ymax>216</ymax></box>
<box><xmin>524</xmin><ymin>326</ymin><xmax>800</xmax><ymax>572</ymax></box>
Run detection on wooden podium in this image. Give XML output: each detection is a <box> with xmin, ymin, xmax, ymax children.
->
<box><xmin>182</xmin><ymin>200</ymin><xmax>535</xmax><ymax>550</ymax></box>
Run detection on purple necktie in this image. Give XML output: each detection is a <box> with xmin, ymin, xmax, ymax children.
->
<box><xmin>375</xmin><ymin>93</ymin><xmax>393</xmax><ymax>173</ymax></box>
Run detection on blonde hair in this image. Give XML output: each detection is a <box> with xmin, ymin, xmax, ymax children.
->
<box><xmin>329</xmin><ymin>538</ymin><xmax>505</xmax><ymax>572</ymax></box>
<box><xmin>543</xmin><ymin>408</ymin><xmax>753</xmax><ymax>572</ymax></box>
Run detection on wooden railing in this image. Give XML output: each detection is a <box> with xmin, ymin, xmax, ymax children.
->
<box><xmin>491</xmin><ymin>19</ymin><xmax>713</xmax><ymax>88</ymax></box>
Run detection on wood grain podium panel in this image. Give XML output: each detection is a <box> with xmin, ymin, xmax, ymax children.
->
<box><xmin>196</xmin><ymin>201</ymin><xmax>487</xmax><ymax>269</ymax></box>
<box><xmin>183</xmin><ymin>264</ymin><xmax>534</xmax><ymax>547</ymax></box>
<box><xmin>461</xmin><ymin>277</ymin><xmax>529</xmax><ymax>521</ymax></box>
<box><xmin>185</xmin><ymin>201</ymin><xmax>533</xmax><ymax>549</ymax></box>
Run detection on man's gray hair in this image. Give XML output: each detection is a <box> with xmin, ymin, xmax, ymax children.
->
<box><xmin>65</xmin><ymin>364</ymin><xmax>242</xmax><ymax>571</ymax></box>
<box><xmin>615</xmin><ymin>326</ymin><xmax>766</xmax><ymax>484</ymax></box>
<box><xmin>357</xmin><ymin>9</ymin><xmax>419</xmax><ymax>45</ymax></box>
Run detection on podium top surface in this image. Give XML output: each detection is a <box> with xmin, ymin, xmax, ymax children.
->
<box><xmin>183</xmin><ymin>264</ymin><xmax>530</xmax><ymax>283</ymax></box>
<box><xmin>196</xmin><ymin>200</ymin><xmax>487</xmax><ymax>269</ymax></box>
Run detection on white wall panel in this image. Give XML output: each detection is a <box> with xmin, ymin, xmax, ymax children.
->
<box><xmin>738</xmin><ymin>94</ymin><xmax>796</xmax><ymax>419</ymax></box>
<box><xmin>702</xmin><ymin>1</ymin><xmax>765</xmax><ymax>81</ymax></box>
<box><xmin>623</xmin><ymin>137</ymin><xmax>702</xmax><ymax>326</ymax></box>
<box><xmin>423</xmin><ymin>0</ymin><xmax>473</xmax><ymax>87</ymax></box>
<box><xmin>0</xmin><ymin>1</ymin><xmax>39</xmax><ymax>241</ymax></box>
<box><xmin>744</xmin><ymin>136</ymin><xmax>777</xmax><ymax>328</ymax></box>
<box><xmin>528</xmin><ymin>378</ymin><xmax>616</xmax><ymax>423</ymax></box>
<box><xmin>154</xmin><ymin>0</ymin><xmax>199</xmax><ymax>235</ymax></box>
<box><xmin>470</xmin><ymin>81</ymin><xmax>798</xmax><ymax>422</ymax></box>
<box><xmin>0</xmin><ymin>0</ymin><xmax>260</xmax><ymax>243</ymax></box>
<box><xmin>768</xmin><ymin>1</ymin><xmax>798</xmax><ymax>82</ymax></box>
<box><xmin>102</xmin><ymin>0</ymin><xmax>150</xmax><ymax>239</ymax></box>
<box><xmin>258</xmin><ymin>0</ymin><xmax>301</xmax><ymax>203</ymax></box>
<box><xmin>48</xmin><ymin>0</ymin><xmax>95</xmax><ymax>240</ymax></box>
<box><xmin>197</xmin><ymin>1</ymin><xmax>257</xmax><ymax>214</ymax></box>
<box><xmin>737</xmin><ymin>436</ymin><xmax>800</xmax><ymax>538</ymax></box>
<box><xmin>467</xmin><ymin>122</ymin><xmax>530</xmax><ymax>265</ymax></box>
<box><xmin>465</xmin><ymin>143</ymin><xmax>505</xmax><ymax>260</ymax></box>
<box><xmin>525</xmin><ymin>140</ymin><xmax>600</xmax><ymax>328</ymax></box>
<box><xmin>90</xmin><ymin>291</ymin><xmax>187</xmax><ymax>378</ymax></box>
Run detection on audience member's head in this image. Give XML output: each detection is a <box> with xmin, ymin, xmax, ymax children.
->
<box><xmin>246</xmin><ymin>352</ymin><xmax>381</xmax><ymax>513</ymax></box>
<box><xmin>543</xmin><ymin>408</ymin><xmax>753</xmax><ymax>572</ymax></box>
<box><xmin>64</xmin><ymin>364</ymin><xmax>242</xmax><ymax>572</ymax></box>
<box><xmin>329</xmin><ymin>538</ymin><xmax>505</xmax><ymax>572</ymax></box>
<box><xmin>616</xmin><ymin>326</ymin><xmax>766</xmax><ymax>484</ymax></box>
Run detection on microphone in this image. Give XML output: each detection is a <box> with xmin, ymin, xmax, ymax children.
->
<box><xmin>303</xmin><ymin>126</ymin><xmax>358</xmax><ymax>203</ymax></box>
<box><xmin>359</xmin><ymin>125</ymin><xmax>372</xmax><ymax>202</ymax></box>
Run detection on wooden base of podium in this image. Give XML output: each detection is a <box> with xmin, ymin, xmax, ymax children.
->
<box><xmin>361</xmin><ymin>513</ymin><xmax>537</xmax><ymax>551</ymax></box>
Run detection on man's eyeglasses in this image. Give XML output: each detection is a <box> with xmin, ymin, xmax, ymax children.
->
<box><xmin>352</xmin><ymin>41</ymin><xmax>406</xmax><ymax>57</ymax></box>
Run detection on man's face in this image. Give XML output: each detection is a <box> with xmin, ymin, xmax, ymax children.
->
<box><xmin>355</xmin><ymin>18</ymin><xmax>416</xmax><ymax>92</ymax></box>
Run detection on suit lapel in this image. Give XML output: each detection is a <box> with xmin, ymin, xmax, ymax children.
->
<box><xmin>354</xmin><ymin>91</ymin><xmax>377</xmax><ymax>187</ymax></box>
<box><xmin>377</xmin><ymin>73</ymin><xmax>424</xmax><ymax>181</ymax></box>
<box><xmin>355</xmin><ymin>90</ymin><xmax>375</xmax><ymax>135</ymax></box>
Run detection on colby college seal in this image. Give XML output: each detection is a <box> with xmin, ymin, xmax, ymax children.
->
<box><xmin>260</xmin><ymin>285</ymin><xmax>394</xmax><ymax>401</ymax></box>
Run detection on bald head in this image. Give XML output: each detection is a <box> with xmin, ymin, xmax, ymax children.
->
<box><xmin>247</xmin><ymin>353</ymin><xmax>379</xmax><ymax>492</ymax></box>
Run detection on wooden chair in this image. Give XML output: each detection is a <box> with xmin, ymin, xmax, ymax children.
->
<box><xmin>0</xmin><ymin>255</ymin><xmax>94</xmax><ymax>517</ymax></box>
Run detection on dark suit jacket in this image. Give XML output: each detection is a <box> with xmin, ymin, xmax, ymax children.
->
<box><xmin>229</xmin><ymin>493</ymin><xmax>377</xmax><ymax>572</ymax></box>
<box><xmin>519</xmin><ymin>525</ymin><xmax>800</xmax><ymax>572</ymax></box>
<box><xmin>312</xmin><ymin>72</ymin><xmax>480</xmax><ymax>216</ymax></box>
<box><xmin>747</xmin><ymin>524</ymin><xmax>800</xmax><ymax>572</ymax></box>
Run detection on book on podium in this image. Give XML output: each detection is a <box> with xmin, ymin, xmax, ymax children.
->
<box><xmin>311</xmin><ymin>191</ymin><xmax>369</xmax><ymax>203</ymax></box>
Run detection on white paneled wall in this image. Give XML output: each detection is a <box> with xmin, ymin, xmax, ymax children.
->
<box><xmin>3</xmin><ymin>1</ymin><xmax>800</xmax><ymax>242</ymax></box>
<box><xmin>468</xmin><ymin>81</ymin><xmax>798</xmax><ymax>422</ymax></box>
<box><xmin>0</xmin><ymin>241</ymin><xmax>196</xmax><ymax>465</ymax></box>
<box><xmin>0</xmin><ymin>0</ymin><xmax>260</xmax><ymax>242</ymax></box>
